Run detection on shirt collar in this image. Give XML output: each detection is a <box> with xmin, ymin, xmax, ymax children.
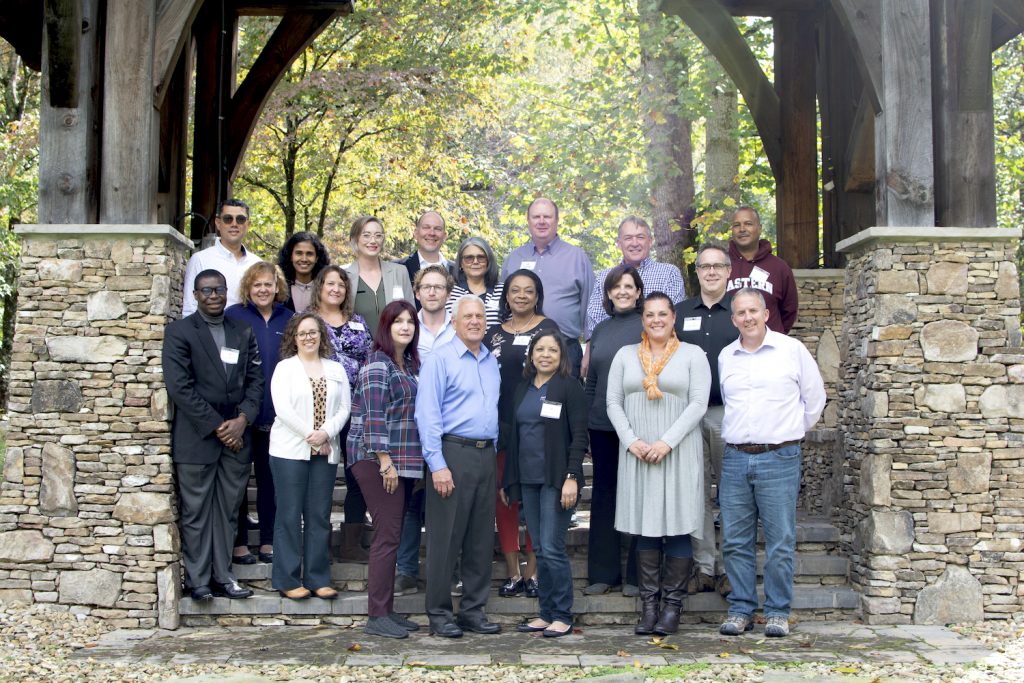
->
<box><xmin>530</xmin><ymin>235</ymin><xmax>561</xmax><ymax>256</ymax></box>
<box><xmin>622</xmin><ymin>255</ymin><xmax>654</xmax><ymax>270</ymax></box>
<box><xmin>417</xmin><ymin>251</ymin><xmax>448</xmax><ymax>267</ymax></box>
<box><xmin>732</xmin><ymin>328</ymin><xmax>780</xmax><ymax>354</ymax></box>
<box><xmin>451</xmin><ymin>335</ymin><xmax>490</xmax><ymax>360</ymax></box>
<box><xmin>419</xmin><ymin>310</ymin><xmax>453</xmax><ymax>328</ymax></box>
<box><xmin>213</xmin><ymin>236</ymin><xmax>248</xmax><ymax>260</ymax></box>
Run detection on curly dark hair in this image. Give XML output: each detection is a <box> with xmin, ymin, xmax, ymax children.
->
<box><xmin>277</xmin><ymin>232</ymin><xmax>331</xmax><ymax>285</ymax></box>
<box><xmin>279</xmin><ymin>312</ymin><xmax>333</xmax><ymax>359</ymax></box>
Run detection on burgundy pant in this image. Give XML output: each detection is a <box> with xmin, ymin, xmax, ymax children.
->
<box><xmin>351</xmin><ymin>459</ymin><xmax>409</xmax><ymax>617</ymax></box>
<box><xmin>496</xmin><ymin>450</ymin><xmax>533</xmax><ymax>555</ymax></box>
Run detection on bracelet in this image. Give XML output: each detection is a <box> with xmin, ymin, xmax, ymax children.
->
<box><xmin>379</xmin><ymin>464</ymin><xmax>393</xmax><ymax>476</ymax></box>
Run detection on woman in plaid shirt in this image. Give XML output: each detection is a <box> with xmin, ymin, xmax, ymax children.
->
<box><xmin>346</xmin><ymin>300</ymin><xmax>424</xmax><ymax>639</ymax></box>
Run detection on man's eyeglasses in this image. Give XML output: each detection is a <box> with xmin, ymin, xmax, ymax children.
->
<box><xmin>462</xmin><ymin>254</ymin><xmax>488</xmax><ymax>264</ymax></box>
<box><xmin>418</xmin><ymin>284</ymin><xmax>449</xmax><ymax>292</ymax></box>
<box><xmin>219</xmin><ymin>214</ymin><xmax>249</xmax><ymax>225</ymax></box>
<box><xmin>197</xmin><ymin>286</ymin><xmax>228</xmax><ymax>296</ymax></box>
<box><xmin>296</xmin><ymin>331</ymin><xmax>320</xmax><ymax>340</ymax></box>
<box><xmin>695</xmin><ymin>263</ymin><xmax>730</xmax><ymax>272</ymax></box>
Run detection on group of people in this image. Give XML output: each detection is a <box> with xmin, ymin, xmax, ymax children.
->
<box><xmin>163</xmin><ymin>195</ymin><xmax>824</xmax><ymax>642</ymax></box>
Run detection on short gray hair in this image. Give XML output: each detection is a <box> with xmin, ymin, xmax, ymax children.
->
<box><xmin>730</xmin><ymin>287</ymin><xmax>766</xmax><ymax>312</ymax></box>
<box><xmin>453</xmin><ymin>293</ymin><xmax>485</xmax><ymax>319</ymax></box>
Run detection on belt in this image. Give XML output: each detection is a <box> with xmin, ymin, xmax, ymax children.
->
<box><xmin>442</xmin><ymin>434</ymin><xmax>493</xmax><ymax>450</ymax></box>
<box><xmin>727</xmin><ymin>440</ymin><xmax>801</xmax><ymax>454</ymax></box>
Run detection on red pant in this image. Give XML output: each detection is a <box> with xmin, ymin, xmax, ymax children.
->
<box><xmin>496</xmin><ymin>450</ymin><xmax>533</xmax><ymax>555</ymax></box>
<box><xmin>351</xmin><ymin>459</ymin><xmax>407</xmax><ymax>617</ymax></box>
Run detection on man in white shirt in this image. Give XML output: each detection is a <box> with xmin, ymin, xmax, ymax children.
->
<box><xmin>717</xmin><ymin>288</ymin><xmax>825</xmax><ymax>639</ymax></box>
<box><xmin>182</xmin><ymin>199</ymin><xmax>263</xmax><ymax>316</ymax></box>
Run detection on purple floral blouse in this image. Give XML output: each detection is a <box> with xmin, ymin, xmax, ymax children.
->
<box><xmin>326</xmin><ymin>313</ymin><xmax>372</xmax><ymax>392</ymax></box>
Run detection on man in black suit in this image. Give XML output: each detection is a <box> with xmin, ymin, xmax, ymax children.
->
<box><xmin>398</xmin><ymin>211</ymin><xmax>451</xmax><ymax>290</ymax></box>
<box><xmin>163</xmin><ymin>270</ymin><xmax>264</xmax><ymax>601</ymax></box>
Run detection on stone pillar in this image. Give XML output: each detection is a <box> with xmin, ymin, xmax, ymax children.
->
<box><xmin>0</xmin><ymin>226</ymin><xmax>191</xmax><ymax>629</ymax></box>
<box><xmin>836</xmin><ymin>227</ymin><xmax>1022</xmax><ymax>624</ymax></box>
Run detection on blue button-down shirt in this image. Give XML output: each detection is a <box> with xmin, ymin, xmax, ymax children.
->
<box><xmin>585</xmin><ymin>257</ymin><xmax>685</xmax><ymax>338</ymax></box>
<box><xmin>501</xmin><ymin>236</ymin><xmax>594</xmax><ymax>340</ymax></box>
<box><xmin>415</xmin><ymin>336</ymin><xmax>500</xmax><ymax>472</ymax></box>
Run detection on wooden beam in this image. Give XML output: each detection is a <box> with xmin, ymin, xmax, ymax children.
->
<box><xmin>224</xmin><ymin>10</ymin><xmax>337</xmax><ymax>182</ymax></box>
<box><xmin>776</xmin><ymin>10</ymin><xmax>819</xmax><ymax>269</ymax></box>
<box><xmin>659</xmin><ymin>0</ymin><xmax>782</xmax><ymax>177</ymax></box>
<box><xmin>153</xmin><ymin>0</ymin><xmax>203</xmax><ymax>107</ymax></box>
<box><xmin>232</xmin><ymin>1</ymin><xmax>353</xmax><ymax>15</ymax></box>
<box><xmin>0</xmin><ymin>0</ymin><xmax>43</xmax><ymax>71</ymax></box>
<box><xmin>39</xmin><ymin>0</ymin><xmax>102</xmax><ymax>223</ymax></box>
<box><xmin>718</xmin><ymin>0</ymin><xmax>819</xmax><ymax>16</ymax></box>
<box><xmin>843</xmin><ymin>93</ymin><xmax>875</xmax><ymax>192</ymax></box>
<box><xmin>830</xmin><ymin>0</ymin><xmax>882</xmax><ymax>113</ymax></box>
<box><xmin>932</xmin><ymin>0</ymin><xmax>996</xmax><ymax>227</ymax></box>
<box><xmin>100</xmin><ymin>0</ymin><xmax>159</xmax><ymax>223</ymax></box>
<box><xmin>157</xmin><ymin>45</ymin><xmax>191</xmax><ymax>227</ymax></box>
<box><xmin>43</xmin><ymin>0</ymin><xmax>80</xmax><ymax>108</ymax></box>
<box><xmin>992</xmin><ymin>0</ymin><xmax>1024</xmax><ymax>49</ymax></box>
<box><xmin>874</xmin><ymin>0</ymin><xmax>934</xmax><ymax>226</ymax></box>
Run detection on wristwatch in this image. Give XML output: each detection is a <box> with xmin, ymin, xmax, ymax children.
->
<box><xmin>565</xmin><ymin>473</ymin><xmax>577</xmax><ymax>481</ymax></box>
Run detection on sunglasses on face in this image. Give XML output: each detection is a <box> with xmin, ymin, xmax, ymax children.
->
<box><xmin>219</xmin><ymin>214</ymin><xmax>249</xmax><ymax>225</ymax></box>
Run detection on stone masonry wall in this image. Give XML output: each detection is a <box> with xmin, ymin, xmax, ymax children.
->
<box><xmin>792</xmin><ymin>270</ymin><xmax>845</xmax><ymax>517</ymax></box>
<box><xmin>837</xmin><ymin>228</ymin><xmax>1023</xmax><ymax>624</ymax></box>
<box><xmin>0</xmin><ymin>226</ymin><xmax>191</xmax><ymax>629</ymax></box>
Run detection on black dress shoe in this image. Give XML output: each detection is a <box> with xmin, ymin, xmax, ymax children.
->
<box><xmin>258</xmin><ymin>551</ymin><xmax>274</xmax><ymax>563</ymax></box>
<box><xmin>524</xmin><ymin>577</ymin><xmax>539</xmax><ymax>598</ymax></box>
<box><xmin>499</xmin><ymin>576</ymin><xmax>525</xmax><ymax>597</ymax></box>
<box><xmin>456</xmin><ymin>616</ymin><xmax>501</xmax><ymax>634</ymax></box>
<box><xmin>190</xmin><ymin>586</ymin><xmax>213</xmax><ymax>601</ymax></box>
<box><xmin>429</xmin><ymin>621</ymin><xmax>463</xmax><ymax>638</ymax></box>
<box><xmin>211</xmin><ymin>580</ymin><xmax>253</xmax><ymax>599</ymax></box>
<box><xmin>232</xmin><ymin>553</ymin><xmax>258</xmax><ymax>565</ymax></box>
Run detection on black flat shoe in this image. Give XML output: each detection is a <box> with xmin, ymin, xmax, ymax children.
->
<box><xmin>258</xmin><ymin>551</ymin><xmax>274</xmax><ymax>563</ymax></box>
<box><xmin>232</xmin><ymin>553</ymin><xmax>257</xmax><ymax>565</ymax></box>
<box><xmin>516</xmin><ymin>620</ymin><xmax>549</xmax><ymax>633</ymax></box>
<box><xmin>543</xmin><ymin>624</ymin><xmax>573</xmax><ymax>638</ymax></box>
<box><xmin>190</xmin><ymin>586</ymin><xmax>213</xmax><ymax>601</ymax></box>
<box><xmin>211</xmin><ymin>580</ymin><xmax>253</xmax><ymax>599</ymax></box>
<box><xmin>429</xmin><ymin>621</ymin><xmax>464</xmax><ymax>638</ymax></box>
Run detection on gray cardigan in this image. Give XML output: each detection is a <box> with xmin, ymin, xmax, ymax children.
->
<box><xmin>343</xmin><ymin>258</ymin><xmax>415</xmax><ymax>312</ymax></box>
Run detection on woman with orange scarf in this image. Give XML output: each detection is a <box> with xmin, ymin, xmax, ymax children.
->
<box><xmin>606</xmin><ymin>292</ymin><xmax>711</xmax><ymax>637</ymax></box>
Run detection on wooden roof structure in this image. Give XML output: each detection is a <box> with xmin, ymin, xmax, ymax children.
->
<box><xmin>662</xmin><ymin>0</ymin><xmax>1024</xmax><ymax>267</ymax></box>
<box><xmin>0</xmin><ymin>0</ymin><xmax>352</xmax><ymax>240</ymax></box>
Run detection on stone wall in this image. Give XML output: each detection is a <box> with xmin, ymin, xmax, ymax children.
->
<box><xmin>836</xmin><ymin>227</ymin><xmax>1023</xmax><ymax>624</ymax></box>
<box><xmin>0</xmin><ymin>226</ymin><xmax>191</xmax><ymax>629</ymax></box>
<box><xmin>792</xmin><ymin>270</ymin><xmax>845</xmax><ymax>516</ymax></box>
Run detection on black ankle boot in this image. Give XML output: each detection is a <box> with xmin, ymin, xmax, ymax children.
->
<box><xmin>634</xmin><ymin>549</ymin><xmax>662</xmax><ymax>635</ymax></box>
<box><xmin>654</xmin><ymin>556</ymin><xmax>693</xmax><ymax>635</ymax></box>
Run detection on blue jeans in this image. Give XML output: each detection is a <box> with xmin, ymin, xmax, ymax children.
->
<box><xmin>270</xmin><ymin>456</ymin><xmax>338</xmax><ymax>592</ymax></box>
<box><xmin>396</xmin><ymin>486</ymin><xmax>424</xmax><ymax>578</ymax></box>
<box><xmin>719</xmin><ymin>443</ymin><xmax>801</xmax><ymax>619</ymax></box>
<box><xmin>520</xmin><ymin>484</ymin><xmax>574</xmax><ymax>624</ymax></box>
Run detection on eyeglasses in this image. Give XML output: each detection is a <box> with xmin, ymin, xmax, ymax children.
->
<box><xmin>296</xmin><ymin>331</ymin><xmax>320</xmax><ymax>340</ymax></box>
<box><xmin>462</xmin><ymin>254</ymin><xmax>488</xmax><ymax>264</ymax></box>
<box><xmin>197</xmin><ymin>286</ymin><xmax>228</xmax><ymax>296</ymax></box>
<box><xmin>219</xmin><ymin>214</ymin><xmax>248</xmax><ymax>225</ymax></box>
<box><xmin>418</xmin><ymin>284</ymin><xmax>449</xmax><ymax>292</ymax></box>
<box><xmin>695</xmin><ymin>263</ymin><xmax>730</xmax><ymax>272</ymax></box>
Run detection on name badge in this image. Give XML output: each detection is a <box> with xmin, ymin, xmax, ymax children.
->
<box><xmin>750</xmin><ymin>266</ymin><xmax>770</xmax><ymax>283</ymax></box>
<box><xmin>540</xmin><ymin>401</ymin><xmax>562</xmax><ymax>419</ymax></box>
<box><xmin>220</xmin><ymin>347</ymin><xmax>240</xmax><ymax>365</ymax></box>
<box><xmin>487</xmin><ymin>297</ymin><xmax>499</xmax><ymax>310</ymax></box>
<box><xmin>392</xmin><ymin>285</ymin><xmax>405</xmax><ymax>300</ymax></box>
<box><xmin>348</xmin><ymin>321</ymin><xmax>366</xmax><ymax>332</ymax></box>
<box><xmin>513</xmin><ymin>335</ymin><xmax>532</xmax><ymax>346</ymax></box>
<box><xmin>683</xmin><ymin>317</ymin><xmax>701</xmax><ymax>332</ymax></box>
<box><xmin>520</xmin><ymin>260</ymin><xmax>537</xmax><ymax>271</ymax></box>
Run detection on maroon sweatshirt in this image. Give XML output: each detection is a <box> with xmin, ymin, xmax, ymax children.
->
<box><xmin>726</xmin><ymin>239</ymin><xmax>799</xmax><ymax>333</ymax></box>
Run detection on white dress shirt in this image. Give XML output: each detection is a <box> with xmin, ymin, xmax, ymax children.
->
<box><xmin>718</xmin><ymin>329</ymin><xmax>826</xmax><ymax>445</ymax></box>
<box><xmin>182</xmin><ymin>238</ymin><xmax>263</xmax><ymax>316</ymax></box>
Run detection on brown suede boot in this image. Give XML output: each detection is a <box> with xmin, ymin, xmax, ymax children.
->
<box><xmin>340</xmin><ymin>522</ymin><xmax>370</xmax><ymax>563</ymax></box>
<box><xmin>654</xmin><ymin>556</ymin><xmax>693</xmax><ymax>635</ymax></box>
<box><xmin>634</xmin><ymin>550</ymin><xmax>662</xmax><ymax>635</ymax></box>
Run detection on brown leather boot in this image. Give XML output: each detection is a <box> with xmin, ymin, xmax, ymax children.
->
<box><xmin>634</xmin><ymin>550</ymin><xmax>662</xmax><ymax>635</ymax></box>
<box><xmin>654</xmin><ymin>556</ymin><xmax>693</xmax><ymax>635</ymax></box>
<box><xmin>340</xmin><ymin>522</ymin><xmax>370</xmax><ymax>563</ymax></box>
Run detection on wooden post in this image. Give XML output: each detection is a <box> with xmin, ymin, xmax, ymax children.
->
<box><xmin>43</xmin><ymin>0</ymin><xmax>80</xmax><ymax>108</ymax></box>
<box><xmin>931</xmin><ymin>0</ymin><xmax>997</xmax><ymax>227</ymax></box>
<box><xmin>775</xmin><ymin>10</ymin><xmax>819</xmax><ymax>268</ymax></box>
<box><xmin>875</xmin><ymin>0</ymin><xmax>935</xmax><ymax>226</ymax></box>
<box><xmin>157</xmin><ymin>48</ymin><xmax>191</xmax><ymax>228</ymax></box>
<box><xmin>39</xmin><ymin>0</ymin><xmax>101</xmax><ymax>224</ymax></box>
<box><xmin>100</xmin><ymin>0</ymin><xmax>159</xmax><ymax>224</ymax></box>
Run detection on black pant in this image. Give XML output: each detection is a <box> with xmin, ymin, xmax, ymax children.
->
<box><xmin>587</xmin><ymin>428</ymin><xmax>637</xmax><ymax>586</ymax></box>
<box><xmin>340</xmin><ymin>420</ymin><xmax>367</xmax><ymax>523</ymax></box>
<box><xmin>234</xmin><ymin>427</ymin><xmax>275</xmax><ymax>547</ymax></box>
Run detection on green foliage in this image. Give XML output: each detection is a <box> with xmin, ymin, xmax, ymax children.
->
<box><xmin>995</xmin><ymin>34</ymin><xmax>1024</xmax><ymax>232</ymax></box>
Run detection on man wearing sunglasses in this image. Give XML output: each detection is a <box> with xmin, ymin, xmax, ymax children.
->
<box><xmin>182</xmin><ymin>198</ymin><xmax>263</xmax><ymax>316</ymax></box>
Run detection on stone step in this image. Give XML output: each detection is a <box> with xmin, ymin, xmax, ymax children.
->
<box><xmin>247</xmin><ymin>483</ymin><xmax>598</xmax><ymax>508</ymax></box>
<box><xmin>179</xmin><ymin>585</ymin><xmax>860</xmax><ymax>620</ymax></box>
<box><xmin>232</xmin><ymin>552</ymin><xmax>849</xmax><ymax>584</ymax></box>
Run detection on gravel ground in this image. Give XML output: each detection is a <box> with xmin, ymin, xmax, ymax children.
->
<box><xmin>2</xmin><ymin>603</ymin><xmax>1024</xmax><ymax>682</ymax></box>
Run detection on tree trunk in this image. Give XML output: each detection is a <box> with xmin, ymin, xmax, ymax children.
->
<box><xmin>704</xmin><ymin>57</ymin><xmax>739</xmax><ymax>235</ymax></box>
<box><xmin>638</xmin><ymin>0</ymin><xmax>695</xmax><ymax>292</ymax></box>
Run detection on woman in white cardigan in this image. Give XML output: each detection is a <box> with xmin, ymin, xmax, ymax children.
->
<box><xmin>269</xmin><ymin>312</ymin><xmax>351</xmax><ymax>600</ymax></box>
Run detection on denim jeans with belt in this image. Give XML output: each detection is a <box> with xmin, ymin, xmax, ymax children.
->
<box><xmin>519</xmin><ymin>483</ymin><xmax>575</xmax><ymax>624</ymax></box>
<box><xmin>719</xmin><ymin>443</ymin><xmax>801</xmax><ymax>619</ymax></box>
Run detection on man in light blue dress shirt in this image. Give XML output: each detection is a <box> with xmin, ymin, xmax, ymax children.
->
<box><xmin>501</xmin><ymin>197</ymin><xmax>594</xmax><ymax>376</ymax></box>
<box><xmin>415</xmin><ymin>295</ymin><xmax>502</xmax><ymax>637</ymax></box>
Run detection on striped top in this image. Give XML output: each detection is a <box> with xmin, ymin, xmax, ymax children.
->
<box><xmin>446</xmin><ymin>282</ymin><xmax>505</xmax><ymax>328</ymax></box>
